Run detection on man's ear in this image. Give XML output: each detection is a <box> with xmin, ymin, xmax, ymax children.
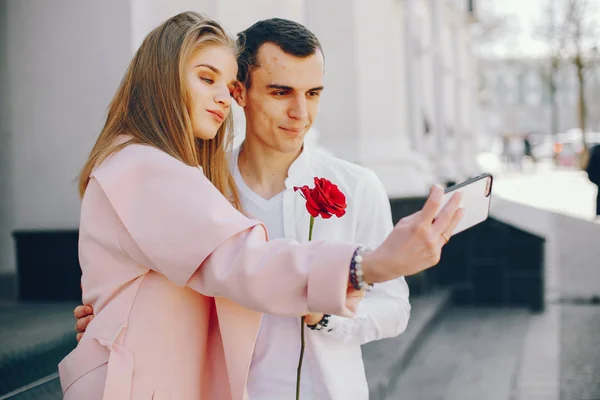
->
<box><xmin>232</xmin><ymin>82</ymin><xmax>247</xmax><ymax>107</ymax></box>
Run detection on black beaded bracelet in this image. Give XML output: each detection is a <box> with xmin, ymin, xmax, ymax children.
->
<box><xmin>349</xmin><ymin>246</ymin><xmax>373</xmax><ymax>291</ymax></box>
<box><xmin>306</xmin><ymin>314</ymin><xmax>331</xmax><ymax>331</ymax></box>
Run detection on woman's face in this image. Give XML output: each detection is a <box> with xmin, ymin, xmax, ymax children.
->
<box><xmin>185</xmin><ymin>44</ymin><xmax>238</xmax><ymax>140</ymax></box>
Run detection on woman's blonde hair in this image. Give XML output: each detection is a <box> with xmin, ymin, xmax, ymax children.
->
<box><xmin>78</xmin><ymin>11</ymin><xmax>241</xmax><ymax>210</ymax></box>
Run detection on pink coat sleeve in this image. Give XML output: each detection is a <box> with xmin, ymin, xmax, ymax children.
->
<box><xmin>91</xmin><ymin>144</ymin><xmax>357</xmax><ymax>317</ymax></box>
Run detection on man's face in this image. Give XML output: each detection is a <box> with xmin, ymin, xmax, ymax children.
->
<box><xmin>235</xmin><ymin>43</ymin><xmax>324</xmax><ymax>155</ymax></box>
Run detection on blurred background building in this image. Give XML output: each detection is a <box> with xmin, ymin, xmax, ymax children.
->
<box><xmin>480</xmin><ymin>57</ymin><xmax>600</xmax><ymax>135</ymax></box>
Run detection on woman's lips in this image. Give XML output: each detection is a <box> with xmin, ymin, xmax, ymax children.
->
<box><xmin>207</xmin><ymin>109</ymin><xmax>224</xmax><ymax>123</ymax></box>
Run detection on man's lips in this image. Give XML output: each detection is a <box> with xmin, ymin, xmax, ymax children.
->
<box><xmin>280</xmin><ymin>127</ymin><xmax>304</xmax><ymax>133</ymax></box>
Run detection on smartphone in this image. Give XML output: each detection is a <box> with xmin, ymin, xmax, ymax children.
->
<box><xmin>437</xmin><ymin>173</ymin><xmax>493</xmax><ymax>236</ymax></box>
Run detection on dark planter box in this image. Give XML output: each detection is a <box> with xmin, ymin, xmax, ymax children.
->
<box><xmin>389</xmin><ymin>197</ymin><xmax>545</xmax><ymax>311</ymax></box>
<box><xmin>13</xmin><ymin>230</ymin><xmax>82</xmax><ymax>301</ymax></box>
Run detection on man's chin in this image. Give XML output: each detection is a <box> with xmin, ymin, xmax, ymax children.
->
<box><xmin>277</xmin><ymin>137</ymin><xmax>305</xmax><ymax>154</ymax></box>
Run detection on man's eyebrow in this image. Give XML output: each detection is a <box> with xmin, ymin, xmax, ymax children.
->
<box><xmin>267</xmin><ymin>84</ymin><xmax>293</xmax><ymax>91</ymax></box>
<box><xmin>266</xmin><ymin>84</ymin><xmax>325</xmax><ymax>91</ymax></box>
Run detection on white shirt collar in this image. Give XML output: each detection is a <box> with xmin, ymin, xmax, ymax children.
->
<box><xmin>233</xmin><ymin>142</ymin><xmax>312</xmax><ymax>189</ymax></box>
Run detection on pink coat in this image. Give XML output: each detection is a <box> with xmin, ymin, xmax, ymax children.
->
<box><xmin>59</xmin><ymin>143</ymin><xmax>358</xmax><ymax>400</ymax></box>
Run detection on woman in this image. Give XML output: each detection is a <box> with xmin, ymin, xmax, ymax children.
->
<box><xmin>59</xmin><ymin>11</ymin><xmax>462</xmax><ymax>400</ymax></box>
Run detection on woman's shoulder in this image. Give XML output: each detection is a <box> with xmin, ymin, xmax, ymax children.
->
<box><xmin>94</xmin><ymin>141</ymin><xmax>194</xmax><ymax>180</ymax></box>
<box><xmin>89</xmin><ymin>141</ymin><xmax>206</xmax><ymax>200</ymax></box>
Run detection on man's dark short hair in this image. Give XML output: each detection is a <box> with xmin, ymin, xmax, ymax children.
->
<box><xmin>236</xmin><ymin>18</ymin><xmax>323</xmax><ymax>87</ymax></box>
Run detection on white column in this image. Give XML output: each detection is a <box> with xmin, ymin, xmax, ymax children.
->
<box><xmin>404</xmin><ymin>0</ymin><xmax>425</xmax><ymax>153</ymax></box>
<box><xmin>464</xmin><ymin>27</ymin><xmax>483</xmax><ymax>175</ymax></box>
<box><xmin>352</xmin><ymin>0</ymin><xmax>435</xmax><ymax>197</ymax></box>
<box><xmin>452</xmin><ymin>23</ymin><xmax>464</xmax><ymax>174</ymax></box>
<box><xmin>454</xmin><ymin>22</ymin><xmax>479</xmax><ymax>177</ymax></box>
<box><xmin>305</xmin><ymin>0</ymin><xmax>358</xmax><ymax>162</ymax></box>
<box><xmin>430</xmin><ymin>0</ymin><xmax>461</xmax><ymax>182</ymax></box>
<box><xmin>430</xmin><ymin>0</ymin><xmax>445</xmax><ymax>160</ymax></box>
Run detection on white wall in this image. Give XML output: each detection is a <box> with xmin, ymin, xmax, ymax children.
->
<box><xmin>218</xmin><ymin>0</ymin><xmax>305</xmax><ymax>34</ymax></box>
<box><xmin>1</xmin><ymin>0</ymin><xmax>132</xmax><ymax>273</ymax></box>
<box><xmin>0</xmin><ymin>0</ymin><xmax>14</xmax><ymax>274</ymax></box>
<box><xmin>130</xmin><ymin>0</ymin><xmax>218</xmax><ymax>50</ymax></box>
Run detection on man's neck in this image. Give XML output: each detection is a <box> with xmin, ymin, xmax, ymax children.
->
<box><xmin>237</xmin><ymin>137</ymin><xmax>302</xmax><ymax>200</ymax></box>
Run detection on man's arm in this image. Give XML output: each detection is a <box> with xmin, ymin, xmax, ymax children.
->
<box><xmin>310</xmin><ymin>170</ymin><xmax>411</xmax><ymax>345</ymax></box>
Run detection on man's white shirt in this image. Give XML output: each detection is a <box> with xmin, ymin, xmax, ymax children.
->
<box><xmin>230</xmin><ymin>144</ymin><xmax>411</xmax><ymax>400</ymax></box>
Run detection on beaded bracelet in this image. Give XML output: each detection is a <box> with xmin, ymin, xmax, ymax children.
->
<box><xmin>306</xmin><ymin>314</ymin><xmax>331</xmax><ymax>331</ymax></box>
<box><xmin>349</xmin><ymin>246</ymin><xmax>373</xmax><ymax>292</ymax></box>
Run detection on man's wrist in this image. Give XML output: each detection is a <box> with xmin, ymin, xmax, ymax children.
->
<box><xmin>306</xmin><ymin>314</ymin><xmax>331</xmax><ymax>331</ymax></box>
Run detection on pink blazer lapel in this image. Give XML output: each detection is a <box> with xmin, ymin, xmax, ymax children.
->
<box><xmin>214</xmin><ymin>297</ymin><xmax>262</xmax><ymax>400</ymax></box>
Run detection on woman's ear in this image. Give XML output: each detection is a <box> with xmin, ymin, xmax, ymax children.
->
<box><xmin>232</xmin><ymin>82</ymin><xmax>246</xmax><ymax>107</ymax></box>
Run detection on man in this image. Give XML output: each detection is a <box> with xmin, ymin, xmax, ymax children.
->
<box><xmin>76</xmin><ymin>18</ymin><xmax>411</xmax><ymax>399</ymax></box>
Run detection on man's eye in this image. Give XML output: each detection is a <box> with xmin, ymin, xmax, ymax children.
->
<box><xmin>201</xmin><ymin>77</ymin><xmax>214</xmax><ymax>84</ymax></box>
<box><xmin>308</xmin><ymin>91</ymin><xmax>320</xmax><ymax>97</ymax></box>
<box><xmin>274</xmin><ymin>91</ymin><xmax>288</xmax><ymax>96</ymax></box>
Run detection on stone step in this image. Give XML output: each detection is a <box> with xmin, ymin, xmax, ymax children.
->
<box><xmin>389</xmin><ymin>306</ymin><xmax>532</xmax><ymax>400</ymax></box>
<box><xmin>363</xmin><ymin>289</ymin><xmax>453</xmax><ymax>400</ymax></box>
<box><xmin>0</xmin><ymin>302</ymin><xmax>76</xmax><ymax>397</ymax></box>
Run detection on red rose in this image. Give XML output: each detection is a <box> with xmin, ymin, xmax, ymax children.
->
<box><xmin>294</xmin><ymin>177</ymin><xmax>347</xmax><ymax>219</ymax></box>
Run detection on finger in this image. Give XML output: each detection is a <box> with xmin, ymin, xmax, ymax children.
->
<box><xmin>73</xmin><ymin>305</ymin><xmax>87</xmax><ymax>319</ymax></box>
<box><xmin>75</xmin><ymin>315</ymin><xmax>93</xmax><ymax>333</ymax></box>
<box><xmin>439</xmin><ymin>208</ymin><xmax>465</xmax><ymax>245</ymax></box>
<box><xmin>432</xmin><ymin>192</ymin><xmax>463</xmax><ymax>236</ymax></box>
<box><xmin>420</xmin><ymin>185</ymin><xmax>445</xmax><ymax>224</ymax></box>
<box><xmin>73</xmin><ymin>305</ymin><xmax>93</xmax><ymax>319</ymax></box>
<box><xmin>76</xmin><ymin>333</ymin><xmax>83</xmax><ymax>343</ymax></box>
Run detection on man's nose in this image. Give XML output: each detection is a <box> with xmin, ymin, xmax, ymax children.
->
<box><xmin>288</xmin><ymin>96</ymin><xmax>308</xmax><ymax>120</ymax></box>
